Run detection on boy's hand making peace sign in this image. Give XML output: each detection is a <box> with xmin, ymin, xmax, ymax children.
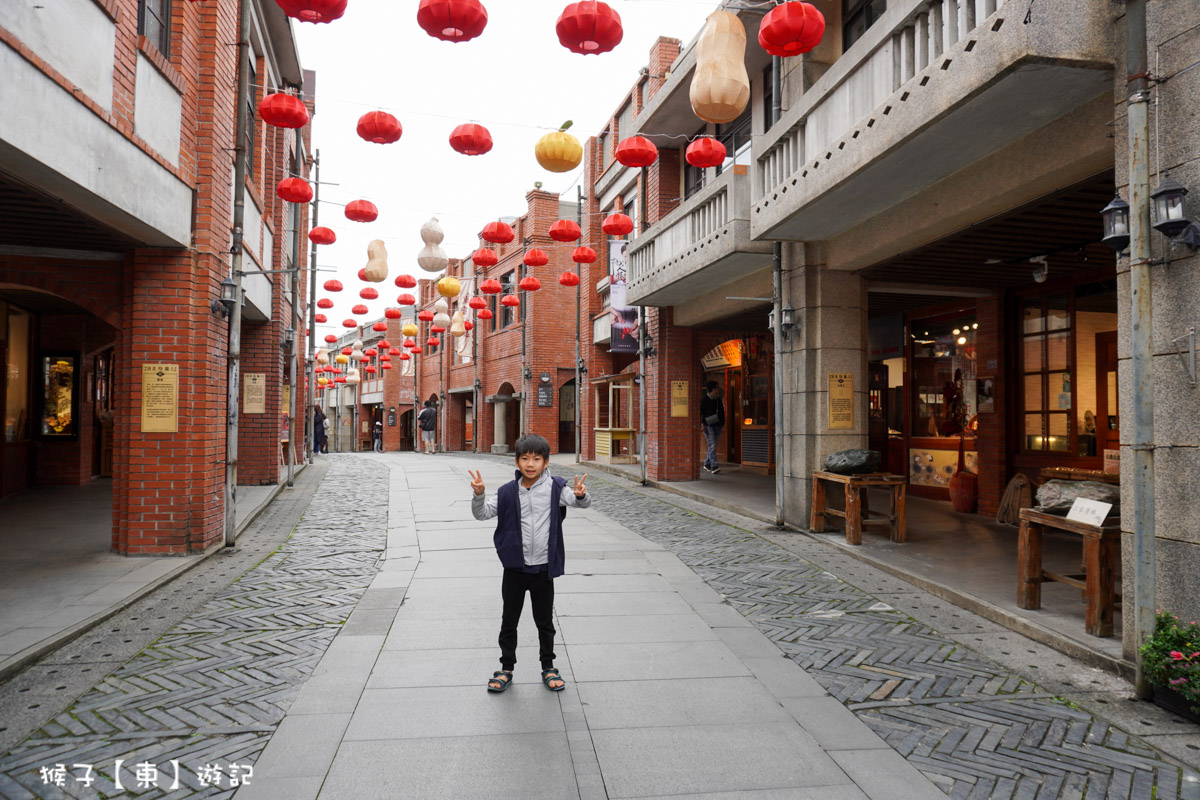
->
<box><xmin>573</xmin><ymin>474</ymin><xmax>588</xmax><ymax>498</ymax></box>
<box><xmin>468</xmin><ymin>469</ymin><xmax>486</xmax><ymax>496</ymax></box>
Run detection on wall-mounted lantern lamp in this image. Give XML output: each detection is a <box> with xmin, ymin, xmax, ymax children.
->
<box><xmin>1151</xmin><ymin>175</ymin><xmax>1189</xmax><ymax>238</ymax></box>
<box><xmin>211</xmin><ymin>277</ymin><xmax>238</xmax><ymax>318</ymax></box>
<box><xmin>281</xmin><ymin>327</ymin><xmax>295</xmax><ymax>351</ymax></box>
<box><xmin>1101</xmin><ymin>194</ymin><xmax>1130</xmax><ymax>253</ymax></box>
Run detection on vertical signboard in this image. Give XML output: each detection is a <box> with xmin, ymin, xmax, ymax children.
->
<box><xmin>244</xmin><ymin>373</ymin><xmax>266</xmax><ymax>414</ymax></box>
<box><xmin>608</xmin><ymin>239</ymin><xmax>638</xmax><ymax>353</ymax></box>
<box><xmin>141</xmin><ymin>364</ymin><xmax>179</xmax><ymax>433</ymax></box>
<box><xmin>828</xmin><ymin>373</ymin><xmax>854</xmax><ymax>430</ymax></box>
<box><xmin>671</xmin><ymin>381</ymin><xmax>689</xmax><ymax>417</ymax></box>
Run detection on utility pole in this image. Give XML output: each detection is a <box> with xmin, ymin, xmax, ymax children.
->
<box><xmin>286</xmin><ymin>90</ymin><xmax>302</xmax><ymax>488</ymax></box>
<box><xmin>575</xmin><ymin>185</ymin><xmax>583</xmax><ymax>463</ymax></box>
<box><xmin>521</xmin><ymin>246</ymin><xmax>529</xmax><ymax>436</ymax></box>
<box><xmin>638</xmin><ymin>167</ymin><xmax>648</xmax><ymax>486</ymax></box>
<box><xmin>306</xmin><ymin>151</ymin><xmax>320</xmax><ymax>465</ymax></box>
<box><xmin>771</xmin><ymin>55</ymin><xmax>785</xmax><ymax>528</ymax></box>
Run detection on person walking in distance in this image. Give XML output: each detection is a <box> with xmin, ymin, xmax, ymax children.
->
<box><xmin>373</xmin><ymin>419</ymin><xmax>383</xmax><ymax>453</ymax></box>
<box><xmin>468</xmin><ymin>434</ymin><xmax>590</xmax><ymax>693</ymax></box>
<box><xmin>418</xmin><ymin>400</ymin><xmax>437</xmax><ymax>454</ymax></box>
<box><xmin>312</xmin><ymin>406</ymin><xmax>327</xmax><ymax>456</ymax></box>
<box><xmin>700</xmin><ymin>380</ymin><xmax>725</xmax><ymax>474</ymax></box>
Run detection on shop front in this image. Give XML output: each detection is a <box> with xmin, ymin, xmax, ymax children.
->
<box><xmin>699</xmin><ymin>336</ymin><xmax>774</xmax><ymax>473</ymax></box>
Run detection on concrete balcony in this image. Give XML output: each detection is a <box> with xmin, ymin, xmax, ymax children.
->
<box><xmin>752</xmin><ymin>0</ymin><xmax>1113</xmax><ymax>242</ymax></box>
<box><xmin>626</xmin><ymin>168</ymin><xmax>773</xmax><ymax>307</ymax></box>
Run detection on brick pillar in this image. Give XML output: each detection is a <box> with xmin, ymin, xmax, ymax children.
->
<box><xmin>645</xmin><ymin>308</ymin><xmax>699</xmax><ymax>481</ymax></box>
<box><xmin>973</xmin><ymin>295</ymin><xmax>1005</xmax><ymax>516</ymax></box>
<box><xmin>646</xmin><ymin>37</ymin><xmax>682</xmax><ymax>103</ymax></box>
<box><xmin>237</xmin><ymin>319</ymin><xmax>282</xmax><ymax>485</ymax></box>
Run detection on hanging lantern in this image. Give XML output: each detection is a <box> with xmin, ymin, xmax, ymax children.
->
<box><xmin>331</xmin><ymin>366</ymin><xmax>343</xmax><ymax>373</ymax></box>
<box><xmin>549</xmin><ymin>220</ymin><xmax>581</xmax><ymax>242</ymax></box>
<box><xmin>535</xmin><ymin>126</ymin><xmax>583</xmax><ymax>172</ymax></box>
<box><xmin>758</xmin><ymin>1</ymin><xmax>825</xmax><ymax>57</ymax></box>
<box><xmin>426</xmin><ymin>336</ymin><xmax>440</xmax><ymax>347</ymax></box>
<box><xmin>519</xmin><ymin>275</ymin><xmax>542</xmax><ymax>292</ymax></box>
<box><xmin>317</xmin><ymin>377</ymin><xmax>329</xmax><ymax>386</ymax></box>
<box><xmin>308</xmin><ymin>226</ymin><xmax>337</xmax><ymax>245</ymax></box>
<box><xmin>417</xmin><ymin>0</ymin><xmax>488</xmax><ymax>42</ymax></box>
<box><xmin>357</xmin><ymin>111</ymin><xmax>403</xmax><ymax>144</ymax></box>
<box><xmin>449</xmin><ymin>123</ymin><xmax>493</xmax><ymax>155</ymax></box>
<box><xmin>259</xmin><ymin>92</ymin><xmax>310</xmax><ymax>128</ymax></box>
<box><xmin>433</xmin><ymin>298</ymin><xmax>451</xmax><ymax>328</ymax></box>
<box><xmin>364</xmin><ymin>240</ymin><xmax>389</xmax><ymax>282</ymax></box>
<box><xmin>364</xmin><ymin>365</ymin><xmax>378</xmax><ymax>375</ymax></box>
<box><xmin>556</xmin><ymin>1</ymin><xmax>623</xmax><ymax>55</ymax></box>
<box><xmin>437</xmin><ymin>276</ymin><xmax>462</xmax><ymax>297</ymax></box>
<box><xmin>417</xmin><ymin>217</ymin><xmax>449</xmax><ymax>273</ymax></box>
<box><xmin>274</xmin><ymin>0</ymin><xmax>346</xmax><ymax>24</ymax></box>
<box><xmin>345</xmin><ymin>200</ymin><xmax>379</xmax><ymax>222</ymax></box>
<box><xmin>523</xmin><ymin>249</ymin><xmax>549</xmax><ymax>267</ymax></box>
<box><xmin>690</xmin><ymin>11</ymin><xmax>750</xmax><ymax>124</ymax></box>
<box><xmin>346</xmin><ymin>368</ymin><xmax>361</xmax><ymax>385</ymax></box>
<box><xmin>479</xmin><ymin>278</ymin><xmax>502</xmax><ymax>294</ymax></box>
<box><xmin>399</xmin><ymin>352</ymin><xmax>412</xmax><ymax>361</ymax></box>
<box><xmin>381</xmin><ymin>363</ymin><xmax>392</xmax><ymax>370</ymax></box>
<box><xmin>572</xmin><ymin>246</ymin><xmax>596</xmax><ymax>263</ymax></box>
<box><xmin>450</xmin><ymin>311</ymin><xmax>466</xmax><ymax>337</ymax></box>
<box><xmin>315</xmin><ymin>313</ymin><xmax>328</xmax><ymax>323</ymax></box>
<box><xmin>372</xmin><ymin>321</ymin><xmax>387</xmax><ymax>332</ymax></box>
<box><xmin>388</xmin><ymin>347</ymin><xmax>401</xmax><ymax>355</ymax></box>
<box><xmin>352</xmin><ymin>304</ymin><xmax>369</xmax><ymax>315</ymax></box>
<box><xmin>397</xmin><ymin>293</ymin><xmax>417</xmax><ymax>306</ymax></box>
<box><xmin>365</xmin><ymin>348</ymin><xmax>378</xmax><ymax>357</ymax></box>
<box><xmin>431</xmin><ymin>325</ymin><xmax>446</xmax><ymax>334</ymax></box>
<box><xmin>418</xmin><ymin>309</ymin><xmax>435</xmax><ymax>322</ymax></box>
<box><xmin>464</xmin><ymin>320</ymin><xmax>474</xmax><ymax>331</ymax></box>
<box><xmin>501</xmin><ymin>294</ymin><xmax>520</xmax><ymax>307</ymax></box>
<box><xmin>360</xmin><ymin>287</ymin><xmax>379</xmax><ymax>300</ymax></box>
<box><xmin>685</xmin><ymin>137</ymin><xmax>727</xmax><ymax>168</ymax></box>
<box><xmin>402</xmin><ymin>339</ymin><xmax>417</xmax><ymax>350</ymax></box>
<box><xmin>335</xmin><ymin>354</ymin><xmax>350</xmax><ymax>365</ymax></box>
<box><xmin>341</xmin><ymin>347</ymin><xmax>354</xmax><ymax>356</ymax></box>
<box><xmin>380</xmin><ymin>339</ymin><xmax>392</xmax><ymax>348</ymax></box>
<box><xmin>317</xmin><ymin>298</ymin><xmax>334</xmax><ymax>309</ymax></box>
<box><xmin>323</xmin><ymin>279</ymin><xmax>343</xmax><ymax>292</ymax></box>
<box><xmin>559</xmin><ymin>271</ymin><xmax>580</xmax><ymax>287</ymax></box>
<box><xmin>381</xmin><ymin>308</ymin><xmax>400</xmax><ymax>321</ymax></box>
<box><xmin>334</xmin><ymin>376</ymin><xmax>347</xmax><ymax>384</ymax></box>
<box><xmin>468</xmin><ymin>296</ymin><xmax>488</xmax><ymax>309</ymax></box>
<box><xmin>602</xmin><ymin>213</ymin><xmax>634</xmax><ymax>236</ymax></box>
<box><xmin>342</xmin><ymin>319</ymin><xmax>358</xmax><ymax>328</ymax></box>
<box><xmin>395</xmin><ymin>274</ymin><xmax>417</xmax><ymax>288</ymax></box>
<box><xmin>357</xmin><ymin>268</ymin><xmax>369</xmax><ymax>281</ymax></box>
<box><xmin>472</xmin><ymin>248</ymin><xmax>498</xmax><ymax>267</ymax></box>
<box><xmin>324</xmin><ymin>334</ymin><xmax>338</xmax><ymax>343</ymax></box>
<box><xmin>615</xmin><ymin>136</ymin><xmax>658</xmax><ymax>168</ymax></box>
<box><xmin>402</xmin><ymin>322</ymin><xmax>419</xmax><ymax>337</ymax></box>
<box><xmin>480</xmin><ymin>221</ymin><xmax>515</xmax><ymax>244</ymax></box>
<box><xmin>477</xmin><ymin>308</ymin><xmax>494</xmax><ymax>320</ymax></box>
<box><xmin>277</xmin><ymin>177</ymin><xmax>314</xmax><ymax>203</ymax></box>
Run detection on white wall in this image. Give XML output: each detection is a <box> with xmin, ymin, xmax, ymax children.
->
<box><xmin>134</xmin><ymin>55</ymin><xmax>182</xmax><ymax>167</ymax></box>
<box><xmin>6</xmin><ymin>0</ymin><xmax>116</xmax><ymax>112</ymax></box>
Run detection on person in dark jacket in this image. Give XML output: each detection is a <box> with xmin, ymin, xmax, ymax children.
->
<box><xmin>700</xmin><ymin>380</ymin><xmax>725</xmax><ymax>474</ymax></box>
<box><xmin>468</xmin><ymin>434</ymin><xmax>590</xmax><ymax>694</ymax></box>
<box><xmin>312</xmin><ymin>406</ymin><xmax>327</xmax><ymax>455</ymax></box>
<box><xmin>417</xmin><ymin>400</ymin><xmax>437</xmax><ymax>454</ymax></box>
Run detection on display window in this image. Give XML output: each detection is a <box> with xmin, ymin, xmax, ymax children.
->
<box><xmin>5</xmin><ymin>305</ymin><xmax>31</xmax><ymax>444</ymax></box>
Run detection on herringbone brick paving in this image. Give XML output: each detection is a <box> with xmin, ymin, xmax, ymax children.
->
<box><xmin>0</xmin><ymin>458</ymin><xmax>387</xmax><ymax>799</ymax></box>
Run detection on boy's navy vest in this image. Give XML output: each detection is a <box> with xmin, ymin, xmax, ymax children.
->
<box><xmin>493</xmin><ymin>472</ymin><xmax>568</xmax><ymax>578</ymax></box>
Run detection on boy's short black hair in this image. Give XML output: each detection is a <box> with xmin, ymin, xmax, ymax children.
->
<box><xmin>514</xmin><ymin>434</ymin><xmax>550</xmax><ymax>461</ymax></box>
<box><xmin>705</xmin><ymin>380</ymin><xmax>718</xmax><ymax>391</ymax></box>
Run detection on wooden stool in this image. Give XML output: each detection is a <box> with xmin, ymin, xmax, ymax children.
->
<box><xmin>810</xmin><ymin>471</ymin><xmax>907</xmax><ymax>545</ymax></box>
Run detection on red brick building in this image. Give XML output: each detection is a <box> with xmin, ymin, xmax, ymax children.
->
<box><xmin>0</xmin><ymin>0</ymin><xmax>312</xmax><ymax>553</ymax></box>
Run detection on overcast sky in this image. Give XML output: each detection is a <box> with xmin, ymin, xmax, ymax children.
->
<box><xmin>294</xmin><ymin>0</ymin><xmax>719</xmax><ymax>337</ymax></box>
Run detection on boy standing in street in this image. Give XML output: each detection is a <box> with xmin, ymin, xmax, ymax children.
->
<box><xmin>468</xmin><ymin>434</ymin><xmax>589</xmax><ymax>693</ymax></box>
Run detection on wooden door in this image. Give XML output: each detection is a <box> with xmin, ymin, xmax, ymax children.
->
<box><xmin>726</xmin><ymin>371</ymin><xmax>742</xmax><ymax>464</ymax></box>
<box><xmin>868</xmin><ymin>362</ymin><xmax>889</xmax><ymax>456</ymax></box>
<box><xmin>1095</xmin><ymin>332</ymin><xmax>1119</xmax><ymax>456</ymax></box>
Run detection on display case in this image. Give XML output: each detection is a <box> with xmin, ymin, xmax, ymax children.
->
<box><xmin>39</xmin><ymin>352</ymin><xmax>79</xmax><ymax>439</ymax></box>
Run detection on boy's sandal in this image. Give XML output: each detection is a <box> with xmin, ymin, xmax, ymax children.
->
<box><xmin>541</xmin><ymin>669</ymin><xmax>566</xmax><ymax>691</ymax></box>
<box><xmin>487</xmin><ymin>670</ymin><xmax>513</xmax><ymax>693</ymax></box>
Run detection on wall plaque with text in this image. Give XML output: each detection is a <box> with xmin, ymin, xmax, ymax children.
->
<box><xmin>828</xmin><ymin>373</ymin><xmax>854</xmax><ymax>430</ymax></box>
<box><xmin>244</xmin><ymin>373</ymin><xmax>266</xmax><ymax>414</ymax></box>
<box><xmin>671</xmin><ymin>381</ymin><xmax>689</xmax><ymax>418</ymax></box>
<box><xmin>141</xmin><ymin>364</ymin><xmax>179</xmax><ymax>433</ymax></box>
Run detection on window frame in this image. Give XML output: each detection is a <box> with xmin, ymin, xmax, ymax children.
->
<box><xmin>138</xmin><ymin>0</ymin><xmax>171</xmax><ymax>57</ymax></box>
<box><xmin>843</xmin><ymin>0</ymin><xmax>887</xmax><ymax>51</ymax></box>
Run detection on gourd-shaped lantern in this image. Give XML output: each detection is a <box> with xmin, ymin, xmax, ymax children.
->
<box><xmin>315</xmin><ymin>313</ymin><xmax>328</xmax><ymax>323</ymax></box>
<box><xmin>536</xmin><ymin>123</ymin><xmax>583</xmax><ymax>173</ymax></box>
<box><xmin>468</xmin><ymin>296</ymin><xmax>488</xmax><ymax>310</ymax></box>
<box><xmin>372</xmin><ymin>321</ymin><xmax>387</xmax><ymax>332</ymax></box>
<box><xmin>274</xmin><ymin>0</ymin><xmax>346</xmax><ymax>24</ymax></box>
<box><xmin>360</xmin><ymin>287</ymin><xmax>379</xmax><ymax>300</ymax></box>
<box><xmin>615</xmin><ymin>136</ymin><xmax>658</xmax><ymax>168</ymax></box>
<box><xmin>450</xmin><ymin>310</ymin><xmax>466</xmax><ymax>337</ymax></box>
<box><xmin>346</xmin><ymin>367</ymin><xmax>361</xmax><ymax>385</ymax></box>
<box><xmin>602</xmin><ymin>213</ymin><xmax>634</xmax><ymax>236</ymax></box>
<box><xmin>477</xmin><ymin>308</ymin><xmax>494</xmax><ymax>320</ymax></box>
<box><xmin>317</xmin><ymin>298</ymin><xmax>334</xmax><ymax>309</ymax></box>
<box><xmin>324</xmin><ymin>334</ymin><xmax>338</xmax><ymax>343</ymax></box>
<box><xmin>690</xmin><ymin>11</ymin><xmax>750</xmax><ymax>124</ymax></box>
<box><xmin>352</xmin><ymin>304</ymin><xmax>369</xmax><ymax>315</ymax></box>
<box><xmin>437</xmin><ymin>276</ymin><xmax>462</xmax><ymax>297</ymax></box>
<box><xmin>417</xmin><ymin>217</ymin><xmax>449</xmax><ymax>273</ymax></box>
<box><xmin>758</xmin><ymin>1</ymin><xmax>825</xmax><ymax>57</ymax></box>
<box><xmin>519</xmin><ymin>275</ymin><xmax>542</xmax><ymax>291</ymax></box>
<box><xmin>523</xmin><ymin>249</ymin><xmax>548</xmax><ymax>267</ymax></box>
<box><xmin>433</xmin><ymin>297</ymin><xmax>451</xmax><ymax>328</ymax></box>
<box><xmin>480</xmin><ymin>221</ymin><xmax>515</xmax><ymax>243</ymax></box>
<box><xmin>397</xmin><ymin>293</ymin><xmax>417</xmax><ymax>306</ymax></box>
<box><xmin>417</xmin><ymin>0</ymin><xmax>488</xmax><ymax>42</ymax></box>
<box><xmin>277</xmin><ymin>177</ymin><xmax>314</xmax><ymax>203</ymax></box>
<box><xmin>395</xmin><ymin>274</ymin><xmax>417</xmax><ymax>288</ymax></box>
<box><xmin>402</xmin><ymin>322</ymin><xmax>419</xmax><ymax>337</ymax></box>
<box><xmin>315</xmin><ymin>348</ymin><xmax>330</xmax><ymax>365</ymax></box>
<box><xmin>259</xmin><ymin>93</ymin><xmax>310</xmax><ymax>128</ymax></box>
<box><xmin>449</xmin><ymin>123</ymin><xmax>493</xmax><ymax>155</ymax></box>
<box><xmin>418</xmin><ymin>309</ymin><xmax>435</xmax><ymax>322</ymax></box>
<box><xmin>572</xmin><ymin>246</ymin><xmax>596</xmax><ymax>263</ymax></box>
<box><xmin>357</xmin><ymin>111</ymin><xmax>403</xmax><ymax>144</ymax></box>
<box><xmin>364</xmin><ymin>240</ymin><xmax>389</xmax><ymax>281</ymax></box>
<box><xmin>549</xmin><ymin>220</ymin><xmax>581</xmax><ymax>242</ymax></box>
<box><xmin>385</xmin><ymin>307</ymin><xmax>403</xmax><ymax>319</ymax></box>
<box><xmin>324</xmin><ymin>279</ymin><xmax>343</xmax><ymax>292</ymax></box>
<box><xmin>342</xmin><ymin>319</ymin><xmax>357</xmax><ymax>328</ymax></box>
<box><xmin>559</xmin><ymin>271</ymin><xmax>580</xmax><ymax>286</ymax></box>
<box><xmin>479</xmin><ymin>278</ymin><xmax>503</xmax><ymax>294</ymax></box>
<box><xmin>472</xmin><ymin>248</ymin><xmax>498</xmax><ymax>267</ymax></box>
<box><xmin>309</xmin><ymin>226</ymin><xmax>336</xmax><ymax>245</ymax></box>
<box><xmin>556</xmin><ymin>1</ymin><xmax>623</xmax><ymax>55</ymax></box>
<box><xmin>345</xmin><ymin>200</ymin><xmax>379</xmax><ymax>222</ymax></box>
<box><xmin>686</xmin><ymin>137</ymin><xmax>727</xmax><ymax>168</ymax></box>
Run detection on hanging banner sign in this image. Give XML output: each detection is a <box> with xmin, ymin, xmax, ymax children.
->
<box><xmin>608</xmin><ymin>239</ymin><xmax>639</xmax><ymax>353</ymax></box>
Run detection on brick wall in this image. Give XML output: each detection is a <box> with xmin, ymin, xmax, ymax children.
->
<box><xmin>973</xmin><ymin>295</ymin><xmax>1005</xmax><ymax>516</ymax></box>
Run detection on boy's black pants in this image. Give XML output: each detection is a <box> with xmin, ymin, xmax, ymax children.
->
<box><xmin>499</xmin><ymin>568</ymin><xmax>556</xmax><ymax>670</ymax></box>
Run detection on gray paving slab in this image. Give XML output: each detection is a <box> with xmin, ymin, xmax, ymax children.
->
<box><xmin>577</xmin><ymin>677</ymin><xmax>792</xmax><ymax>729</ymax></box>
<box><xmin>828</xmin><ymin>748</ymin><xmax>945</xmax><ymax>800</ymax></box>
<box><xmin>637</xmin><ymin>789</ymin><xmax>870</xmax><ymax>800</ymax></box>
<box><xmin>233</xmin><ymin>775</ymin><xmax>325</xmax><ymax>800</ymax></box>
<box><xmin>366</xmin><ymin>646</ymin><xmax>575</xmax><ymax>689</ymax></box>
<box><xmin>566</xmin><ymin>558</ymin><xmax>661</xmax><ymax>574</ymax></box>
<box><xmin>409</xmin><ymin>558</ymin><xmax>502</xmax><ymax>578</ymax></box>
<box><xmin>383</xmin><ymin>612</ymin><xmax>534</xmax><ymax>650</ymax></box>
<box><xmin>779</xmin><ymin>697</ymin><xmax>894</xmax><ymax>751</ymax></box>
<box><xmin>557</xmin><ymin>613</ymin><xmax>718</xmax><ymax>645</ymax></box>
<box><xmin>555</xmin><ymin>591</ymin><xmax>694</xmax><ymax>617</ymax></box>
<box><xmin>713</xmin><ymin>626</ymin><xmax>788</xmax><ymax>659</ymax></box>
<box><xmin>250</xmin><ymin>712</ymin><xmax>352</xmax><ymax>779</ymax></box>
<box><xmin>568</xmin><ymin>640</ymin><xmax>751</xmax><ymax>682</ymax></box>
<box><xmin>344</xmin><ymin>685</ymin><xmax>566</xmax><ymax>740</ymax></box>
<box><xmin>554</xmin><ymin>573</ymin><xmax>674</xmax><ymax>593</ymax></box>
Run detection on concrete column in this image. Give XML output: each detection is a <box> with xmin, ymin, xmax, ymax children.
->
<box><xmin>778</xmin><ymin>243</ymin><xmax>868</xmax><ymax>526</ymax></box>
<box><xmin>491</xmin><ymin>401</ymin><xmax>508</xmax><ymax>454</ymax></box>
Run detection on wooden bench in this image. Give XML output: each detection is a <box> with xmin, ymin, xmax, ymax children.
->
<box><xmin>1017</xmin><ymin>508</ymin><xmax>1121</xmax><ymax>637</ymax></box>
<box><xmin>810</xmin><ymin>471</ymin><xmax>907</xmax><ymax>545</ymax></box>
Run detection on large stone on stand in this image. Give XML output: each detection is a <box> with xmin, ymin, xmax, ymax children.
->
<box><xmin>823</xmin><ymin>449</ymin><xmax>882</xmax><ymax>475</ymax></box>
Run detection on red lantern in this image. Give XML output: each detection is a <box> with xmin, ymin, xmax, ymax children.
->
<box><xmin>274</xmin><ymin>0</ymin><xmax>346</xmax><ymax>24</ymax></box>
<box><xmin>479</xmin><ymin>278</ymin><xmax>502</xmax><ymax>294</ymax></box>
<box><xmin>399</xmin><ymin>352</ymin><xmax>411</xmax><ymax>361</ymax></box>
<box><xmin>323</xmin><ymin>279</ymin><xmax>343</xmax><ymax>292</ymax></box>
<box><xmin>426</xmin><ymin>337</ymin><xmax>440</xmax><ymax>347</ymax></box>
<box><xmin>342</xmin><ymin>319</ymin><xmax>357</xmax><ymax>328</ymax></box>
<box><xmin>556</xmin><ymin>1</ymin><xmax>623</xmax><ymax>55</ymax></box>
<box><xmin>480</xmin><ymin>221</ymin><xmax>514</xmax><ymax>243</ymax></box>
<box><xmin>468</xmin><ymin>296</ymin><xmax>488</xmax><ymax>309</ymax></box>
<box><xmin>615</xmin><ymin>136</ymin><xmax>658</xmax><ymax>168</ymax></box>
<box><xmin>259</xmin><ymin>93</ymin><xmax>310</xmax><ymax>128</ymax></box>
<box><xmin>352</xmin><ymin>304</ymin><xmax>369</xmax><ymax>315</ymax></box>
<box><xmin>501</xmin><ymin>294</ymin><xmax>520</xmax><ymax>307</ymax></box>
<box><xmin>372</xmin><ymin>321</ymin><xmax>387</xmax><ymax>332</ymax></box>
<box><xmin>523</xmin><ymin>249</ymin><xmax>548</xmax><ymax>267</ymax></box>
<box><xmin>388</xmin><ymin>347</ymin><xmax>401</xmax><ymax>356</ymax></box>
<box><xmin>317</xmin><ymin>298</ymin><xmax>334</xmax><ymax>309</ymax></box>
<box><xmin>418</xmin><ymin>309</ymin><xmax>435</xmax><ymax>322</ymax></box>
<box><xmin>315</xmin><ymin>313</ymin><xmax>327</xmax><ymax>323</ymax></box>
<box><xmin>549</xmin><ymin>220</ymin><xmax>581</xmax><ymax>242</ymax></box>
<box><xmin>519</xmin><ymin>276</ymin><xmax>541</xmax><ymax>292</ymax></box>
<box><xmin>403</xmin><ymin>339</ymin><xmax>417</xmax><ymax>349</ymax></box>
<box><xmin>449</xmin><ymin>123</ymin><xmax>493</xmax><ymax>155</ymax></box>
<box><xmin>417</xmin><ymin>0</ymin><xmax>488</xmax><ymax>42</ymax></box>
<box><xmin>358</xmin><ymin>268</ymin><xmax>369</xmax><ymax>282</ymax></box>
<box><xmin>572</xmin><ymin>246</ymin><xmax>596</xmax><ymax>264</ymax></box>
<box><xmin>464</xmin><ymin>320</ymin><xmax>474</xmax><ymax>331</ymax></box>
<box><xmin>431</xmin><ymin>325</ymin><xmax>446</xmax><ymax>334</ymax></box>
<box><xmin>342</xmin><ymin>347</ymin><xmax>354</xmax><ymax>355</ymax></box>
<box><xmin>685</xmin><ymin>137</ymin><xmax>727</xmax><ymax>169</ymax></box>
<box><xmin>395</xmin><ymin>274</ymin><xmax>417</xmax><ymax>288</ymax></box>
<box><xmin>380</xmin><ymin>339</ymin><xmax>392</xmax><ymax>348</ymax></box>
<box><xmin>385</xmin><ymin>307</ymin><xmax>402</xmax><ymax>319</ymax></box>
<box><xmin>277</xmin><ymin>177</ymin><xmax>313</xmax><ymax>203</ymax></box>
<box><xmin>477</xmin><ymin>308</ymin><xmax>494</xmax><ymax>320</ymax></box>
<box><xmin>308</xmin><ymin>226</ymin><xmax>336</xmax><ymax>245</ymax></box>
<box><xmin>345</xmin><ymin>200</ymin><xmax>379</xmax><ymax>222</ymax></box>
<box><xmin>602</xmin><ymin>213</ymin><xmax>634</xmax><ymax>236</ymax></box>
<box><xmin>397</xmin><ymin>293</ymin><xmax>416</xmax><ymax>306</ymax></box>
<box><xmin>758</xmin><ymin>1</ymin><xmax>825</xmax><ymax>57</ymax></box>
<box><xmin>364</xmin><ymin>366</ymin><xmax>377</xmax><ymax>376</ymax></box>
<box><xmin>335</xmin><ymin>377</ymin><xmax>346</xmax><ymax>383</ymax></box>
<box><xmin>324</xmin><ymin>334</ymin><xmax>338</xmax><ymax>343</ymax></box>
<box><xmin>365</xmin><ymin>348</ymin><xmax>378</xmax><ymax>356</ymax></box>
<box><xmin>559</xmin><ymin>271</ymin><xmax>580</xmax><ymax>287</ymax></box>
<box><xmin>356</xmin><ymin>111</ymin><xmax>403</xmax><ymax>144</ymax></box>
<box><xmin>472</xmin><ymin>248</ymin><xmax>498</xmax><ymax>267</ymax></box>
<box><xmin>381</xmin><ymin>363</ymin><xmax>392</xmax><ymax>370</ymax></box>
<box><xmin>360</xmin><ymin>287</ymin><xmax>379</xmax><ymax>300</ymax></box>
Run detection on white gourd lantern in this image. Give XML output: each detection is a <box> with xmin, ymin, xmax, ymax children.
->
<box><xmin>450</xmin><ymin>310</ymin><xmax>466</xmax><ymax>337</ymax></box>
<box><xmin>433</xmin><ymin>297</ymin><xmax>451</xmax><ymax>328</ymax></box>
<box><xmin>315</xmin><ymin>348</ymin><xmax>329</xmax><ymax>365</ymax></box>
<box><xmin>346</xmin><ymin>367</ymin><xmax>361</xmax><ymax>385</ymax></box>
<box><xmin>364</xmin><ymin>240</ymin><xmax>389</xmax><ymax>282</ymax></box>
<box><xmin>689</xmin><ymin>11</ymin><xmax>750</xmax><ymax>124</ymax></box>
<box><xmin>417</xmin><ymin>217</ymin><xmax>449</xmax><ymax>273</ymax></box>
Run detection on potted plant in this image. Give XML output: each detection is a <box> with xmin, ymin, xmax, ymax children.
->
<box><xmin>1140</xmin><ymin>611</ymin><xmax>1200</xmax><ymax>723</ymax></box>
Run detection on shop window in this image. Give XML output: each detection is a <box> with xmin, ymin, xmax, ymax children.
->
<box><xmin>843</xmin><ymin>0</ymin><xmax>886</xmax><ymax>51</ymax></box>
<box><xmin>499</xmin><ymin>272</ymin><xmax>516</xmax><ymax>329</ymax></box>
<box><xmin>911</xmin><ymin>312</ymin><xmax>978</xmax><ymax>440</ymax></box>
<box><xmin>716</xmin><ymin>109</ymin><xmax>752</xmax><ymax>175</ymax></box>
<box><xmin>1020</xmin><ymin>293</ymin><xmax>1072</xmax><ymax>452</ymax></box>
<box><xmin>244</xmin><ymin>59</ymin><xmax>256</xmax><ymax>176</ymax></box>
<box><xmin>138</xmin><ymin>0</ymin><xmax>171</xmax><ymax>57</ymax></box>
<box><xmin>39</xmin><ymin>354</ymin><xmax>79</xmax><ymax>438</ymax></box>
<box><xmin>5</xmin><ymin>305</ymin><xmax>31</xmax><ymax>443</ymax></box>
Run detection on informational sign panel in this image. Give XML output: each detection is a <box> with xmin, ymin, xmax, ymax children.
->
<box><xmin>537</xmin><ymin>384</ymin><xmax>554</xmax><ymax>407</ymax></box>
<box><xmin>140</xmin><ymin>364</ymin><xmax>179</xmax><ymax>433</ymax></box>
<box><xmin>282</xmin><ymin>385</ymin><xmax>291</xmax><ymax>413</ymax></box>
<box><xmin>828</xmin><ymin>373</ymin><xmax>854</xmax><ymax>430</ymax></box>
<box><xmin>608</xmin><ymin>239</ymin><xmax>638</xmax><ymax>353</ymax></box>
<box><xmin>671</xmin><ymin>381</ymin><xmax>689</xmax><ymax>417</ymax></box>
<box><xmin>244</xmin><ymin>373</ymin><xmax>266</xmax><ymax>414</ymax></box>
